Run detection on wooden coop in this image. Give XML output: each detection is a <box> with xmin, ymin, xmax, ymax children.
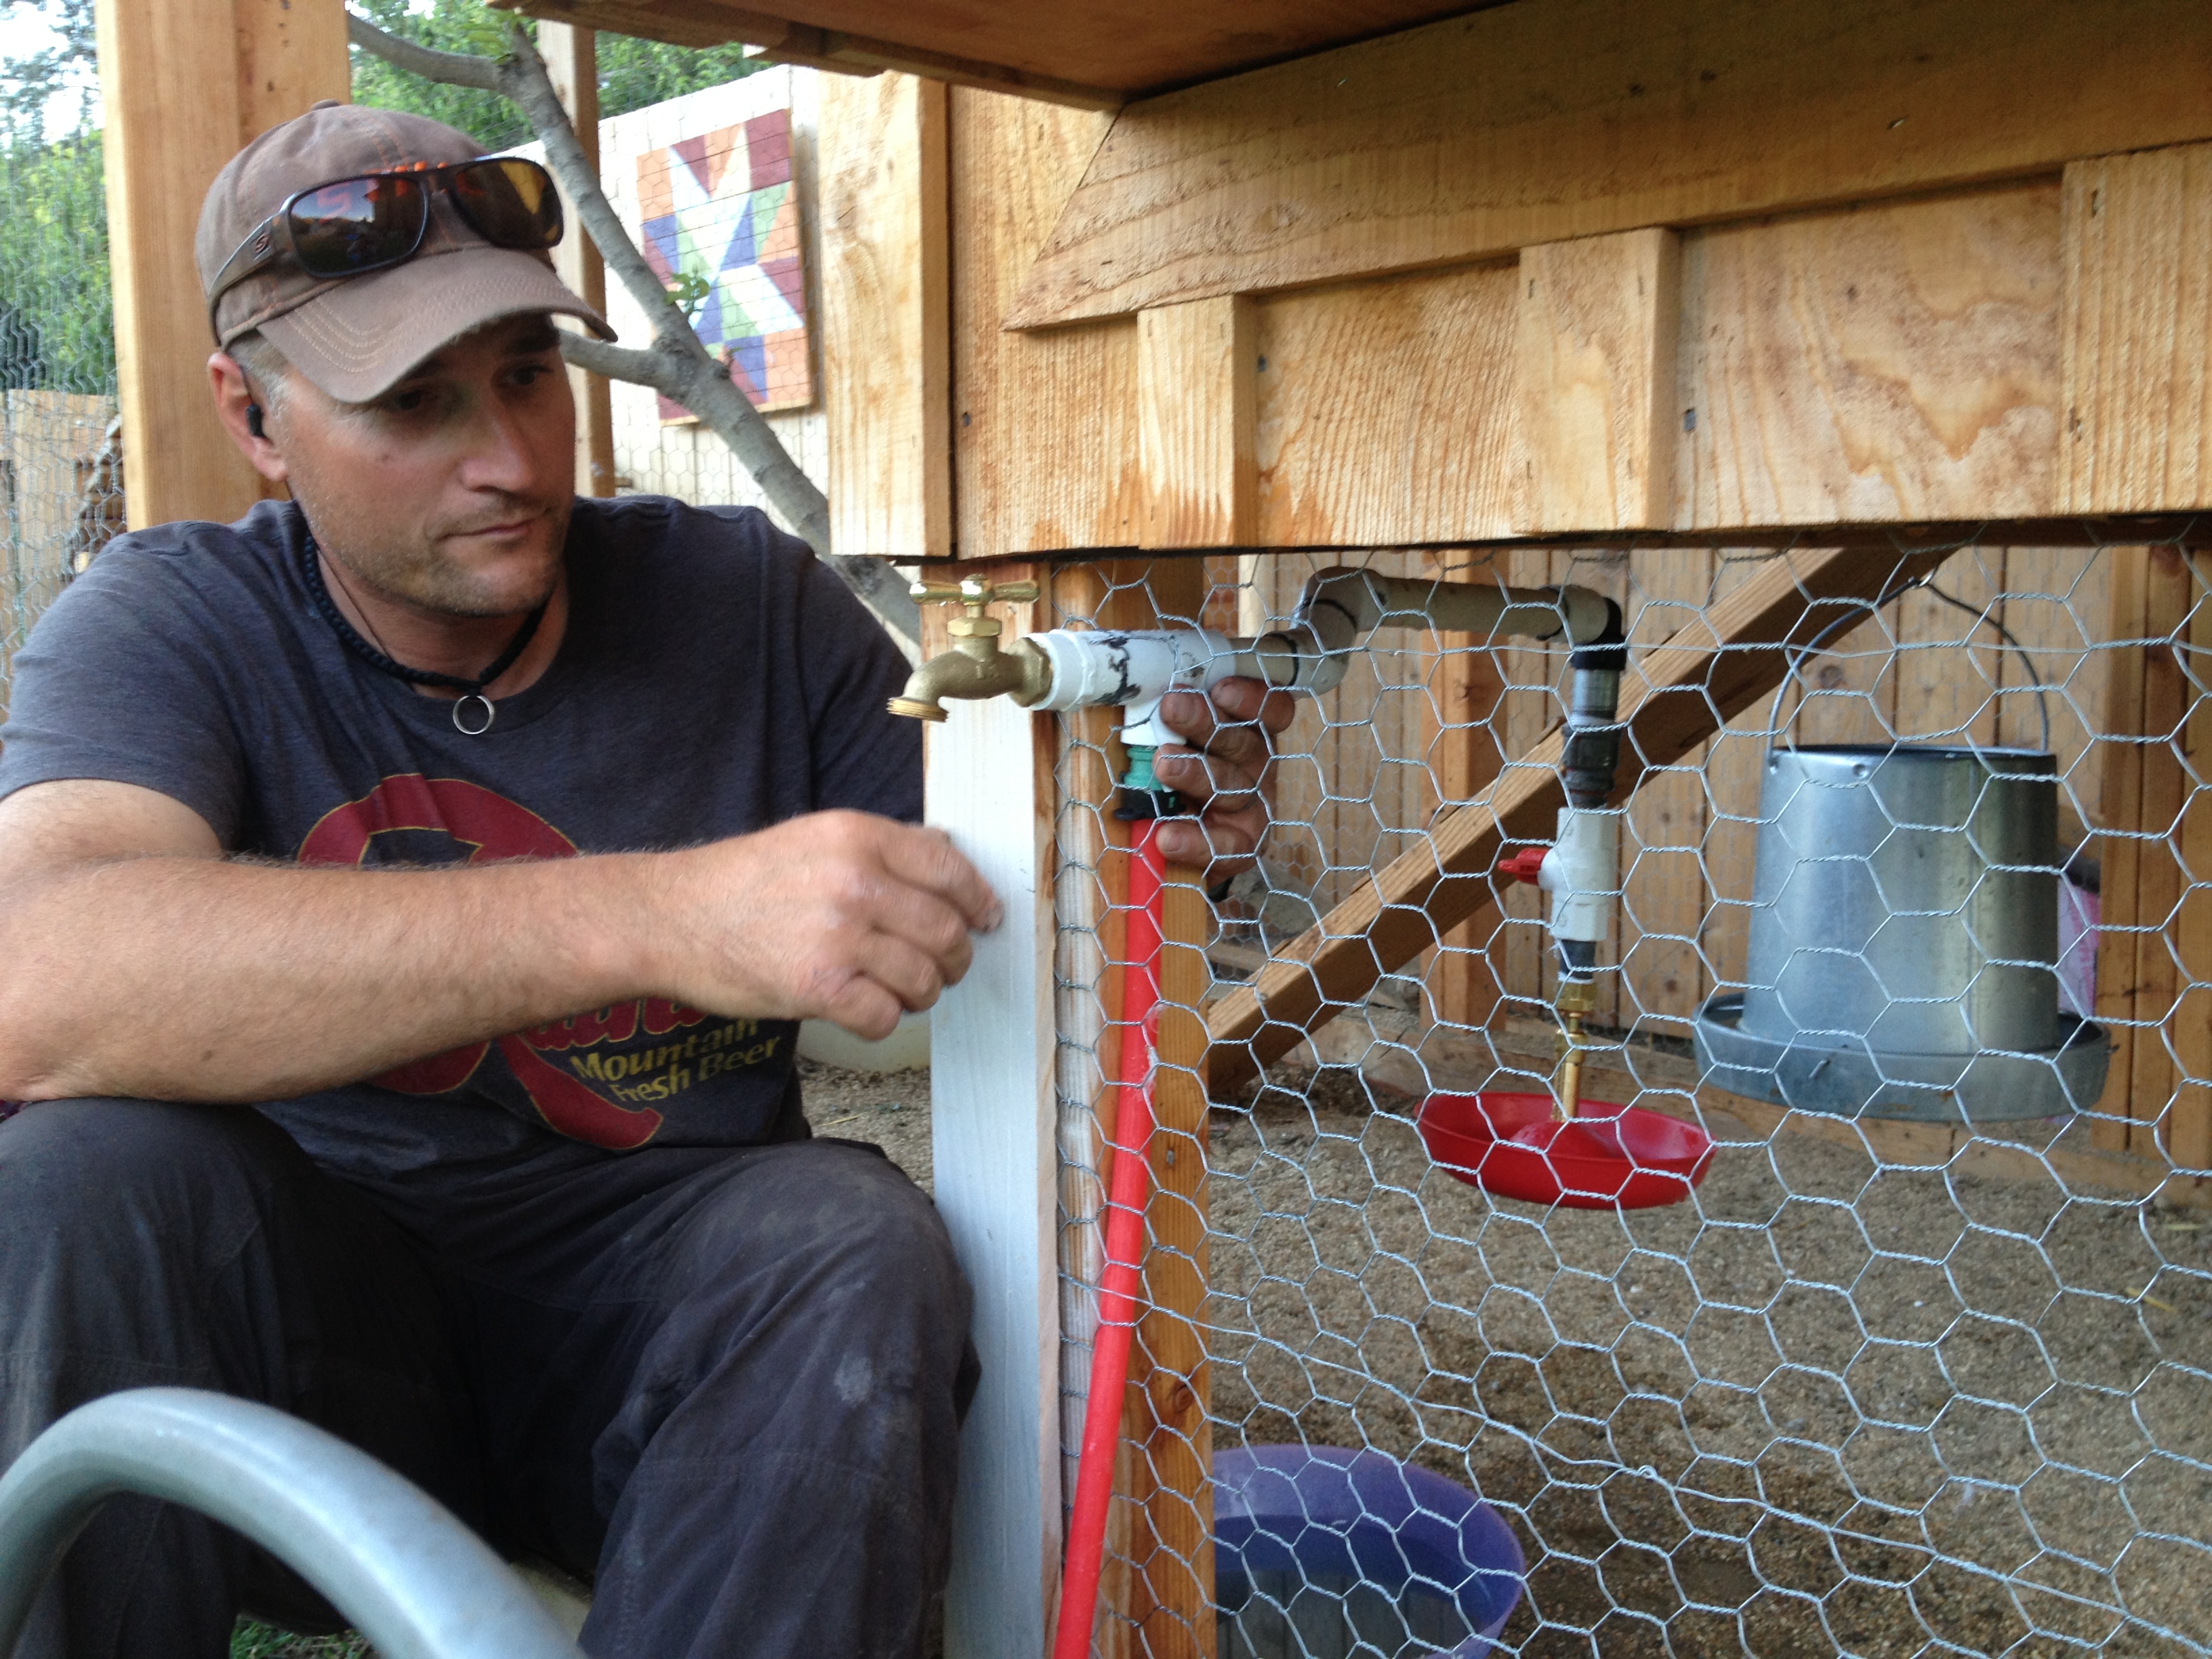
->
<box><xmin>98</xmin><ymin>0</ymin><xmax>2212</xmax><ymax>1655</ymax></box>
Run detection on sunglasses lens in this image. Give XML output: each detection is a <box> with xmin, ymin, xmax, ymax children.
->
<box><xmin>450</xmin><ymin>159</ymin><xmax>564</xmax><ymax>251</ymax></box>
<box><xmin>285</xmin><ymin>174</ymin><xmax>428</xmax><ymax>277</ymax></box>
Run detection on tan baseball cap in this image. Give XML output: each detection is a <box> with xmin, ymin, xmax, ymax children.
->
<box><xmin>197</xmin><ymin>100</ymin><xmax>615</xmax><ymax>403</ymax></box>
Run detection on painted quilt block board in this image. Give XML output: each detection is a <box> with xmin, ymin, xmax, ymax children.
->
<box><xmin>638</xmin><ymin>108</ymin><xmax>812</xmax><ymax>421</ymax></box>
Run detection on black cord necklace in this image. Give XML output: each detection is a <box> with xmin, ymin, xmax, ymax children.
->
<box><xmin>300</xmin><ymin>535</ymin><xmax>548</xmax><ymax>735</ymax></box>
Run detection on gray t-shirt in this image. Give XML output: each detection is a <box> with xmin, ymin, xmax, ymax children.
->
<box><xmin>0</xmin><ymin>495</ymin><xmax>920</xmax><ymax>1183</ymax></box>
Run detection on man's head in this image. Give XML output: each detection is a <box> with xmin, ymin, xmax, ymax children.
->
<box><xmin>200</xmin><ymin>102</ymin><xmax>611</xmax><ymax>621</ymax></box>
<box><xmin>199</xmin><ymin>101</ymin><xmax>609</xmax><ymax>403</ymax></box>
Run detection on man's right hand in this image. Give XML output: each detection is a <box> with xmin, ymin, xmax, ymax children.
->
<box><xmin>653</xmin><ymin>811</ymin><xmax>1002</xmax><ymax>1042</ymax></box>
<box><xmin>0</xmin><ymin>785</ymin><xmax>1000</xmax><ymax>1104</ymax></box>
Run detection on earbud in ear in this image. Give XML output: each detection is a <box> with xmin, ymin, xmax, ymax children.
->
<box><xmin>246</xmin><ymin>403</ymin><xmax>266</xmax><ymax>441</ymax></box>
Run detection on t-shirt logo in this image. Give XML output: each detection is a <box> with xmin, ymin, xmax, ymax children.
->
<box><xmin>298</xmin><ymin>774</ymin><xmax>779</xmax><ymax>1150</ymax></box>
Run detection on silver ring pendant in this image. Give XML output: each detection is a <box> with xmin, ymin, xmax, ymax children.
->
<box><xmin>452</xmin><ymin>693</ymin><xmax>495</xmax><ymax>735</ymax></box>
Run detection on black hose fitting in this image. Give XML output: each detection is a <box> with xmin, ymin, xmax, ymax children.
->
<box><xmin>1569</xmin><ymin>597</ymin><xmax>1628</xmax><ymax>671</ymax></box>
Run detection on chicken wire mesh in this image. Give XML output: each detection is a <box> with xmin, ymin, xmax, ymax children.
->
<box><xmin>0</xmin><ymin>127</ymin><xmax>121</xmax><ymax>706</ymax></box>
<box><xmin>1049</xmin><ymin>534</ymin><xmax>2212</xmax><ymax>1659</ymax></box>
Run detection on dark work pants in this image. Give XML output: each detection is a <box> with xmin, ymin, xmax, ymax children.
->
<box><xmin>0</xmin><ymin>1099</ymin><xmax>977</xmax><ymax>1659</ymax></box>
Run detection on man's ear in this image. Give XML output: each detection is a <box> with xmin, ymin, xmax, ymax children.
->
<box><xmin>207</xmin><ymin>351</ymin><xmax>288</xmax><ymax>484</ymax></box>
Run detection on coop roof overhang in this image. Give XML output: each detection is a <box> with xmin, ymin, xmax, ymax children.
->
<box><xmin>483</xmin><ymin>0</ymin><xmax>1515</xmax><ymax>110</ymax></box>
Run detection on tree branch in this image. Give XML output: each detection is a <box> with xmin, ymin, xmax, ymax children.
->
<box><xmin>344</xmin><ymin>12</ymin><xmax>501</xmax><ymax>92</ymax></box>
<box><xmin>344</xmin><ymin>9</ymin><xmax>920</xmax><ymax>663</ymax></box>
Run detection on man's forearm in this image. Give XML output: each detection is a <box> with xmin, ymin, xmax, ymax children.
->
<box><xmin>0</xmin><ymin>853</ymin><xmax>661</xmax><ymax>1103</ymax></box>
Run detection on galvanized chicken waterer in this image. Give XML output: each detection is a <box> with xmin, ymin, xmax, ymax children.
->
<box><xmin>1693</xmin><ymin>743</ymin><xmax>2110</xmax><ymax>1122</ymax></box>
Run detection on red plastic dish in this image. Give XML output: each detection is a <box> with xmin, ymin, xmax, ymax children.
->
<box><xmin>1418</xmin><ymin>1091</ymin><xmax>1716</xmax><ymax>1210</ymax></box>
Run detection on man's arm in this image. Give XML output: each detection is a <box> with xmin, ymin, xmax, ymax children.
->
<box><xmin>0</xmin><ymin>779</ymin><xmax>999</xmax><ymax>1105</ymax></box>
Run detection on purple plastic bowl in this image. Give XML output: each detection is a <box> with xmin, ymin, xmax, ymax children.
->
<box><xmin>1213</xmin><ymin>1446</ymin><xmax>1525</xmax><ymax>1657</ymax></box>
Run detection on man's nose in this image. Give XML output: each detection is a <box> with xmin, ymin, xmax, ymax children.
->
<box><xmin>456</xmin><ymin>398</ymin><xmax>547</xmax><ymax>496</ymax></box>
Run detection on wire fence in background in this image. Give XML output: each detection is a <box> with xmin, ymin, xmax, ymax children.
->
<box><xmin>0</xmin><ymin>128</ymin><xmax>121</xmax><ymax>702</ymax></box>
<box><xmin>1052</xmin><ymin>535</ymin><xmax>2212</xmax><ymax>1659</ymax></box>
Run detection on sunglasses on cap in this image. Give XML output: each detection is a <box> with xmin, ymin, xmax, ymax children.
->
<box><xmin>207</xmin><ymin>157</ymin><xmax>564</xmax><ymax>341</ymax></box>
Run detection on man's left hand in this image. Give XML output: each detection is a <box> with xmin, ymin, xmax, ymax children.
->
<box><xmin>1151</xmin><ymin>678</ymin><xmax>1296</xmax><ymax>878</ymax></box>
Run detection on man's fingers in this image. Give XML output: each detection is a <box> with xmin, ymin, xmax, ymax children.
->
<box><xmin>1162</xmin><ymin>678</ymin><xmax>1296</xmax><ymax>739</ymax></box>
<box><xmin>872</xmin><ymin>821</ymin><xmax>1002</xmax><ymax>933</ymax></box>
<box><xmin>1153</xmin><ymin>813</ymin><xmax>1263</xmax><ymax>871</ymax></box>
<box><xmin>805</xmin><ymin>921</ymin><xmax>955</xmax><ymax>1016</ymax></box>
<box><xmin>1148</xmin><ymin>677</ymin><xmax>1287</xmax><ymax>880</ymax></box>
<box><xmin>1153</xmin><ymin>746</ymin><xmax>1261</xmax><ymax>807</ymax></box>
<box><xmin>1159</xmin><ymin>680</ymin><xmax>1293</xmax><ymax>776</ymax></box>
<box><xmin>1215</xmin><ymin>677</ymin><xmax>1297</xmax><ymax>735</ymax></box>
<box><xmin>815</xmin><ymin>974</ymin><xmax>905</xmax><ymax>1043</ymax></box>
<box><xmin>828</xmin><ymin>870</ymin><xmax>976</xmax><ymax>985</ymax></box>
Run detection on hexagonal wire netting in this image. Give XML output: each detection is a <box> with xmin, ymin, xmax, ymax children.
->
<box><xmin>0</xmin><ymin>126</ymin><xmax>121</xmax><ymax>706</ymax></box>
<box><xmin>1050</xmin><ymin>537</ymin><xmax>2212</xmax><ymax>1659</ymax></box>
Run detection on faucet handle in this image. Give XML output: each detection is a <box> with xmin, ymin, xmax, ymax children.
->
<box><xmin>908</xmin><ymin>576</ymin><xmax>1041</xmax><ymax>611</ymax></box>
<box><xmin>908</xmin><ymin>576</ymin><xmax>1041</xmax><ymax>638</ymax></box>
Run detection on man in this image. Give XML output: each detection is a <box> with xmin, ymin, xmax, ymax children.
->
<box><xmin>0</xmin><ymin>103</ymin><xmax>1288</xmax><ymax>1658</ymax></box>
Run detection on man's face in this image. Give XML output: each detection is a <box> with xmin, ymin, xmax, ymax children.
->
<box><xmin>271</xmin><ymin>314</ymin><xmax>575</xmax><ymax>619</ymax></box>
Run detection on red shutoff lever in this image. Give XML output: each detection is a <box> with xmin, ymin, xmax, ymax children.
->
<box><xmin>1496</xmin><ymin>845</ymin><xmax>1549</xmax><ymax>886</ymax></box>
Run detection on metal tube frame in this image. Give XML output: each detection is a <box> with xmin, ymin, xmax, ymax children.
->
<box><xmin>0</xmin><ymin>1388</ymin><xmax>584</xmax><ymax>1659</ymax></box>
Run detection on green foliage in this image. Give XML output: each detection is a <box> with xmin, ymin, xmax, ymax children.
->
<box><xmin>593</xmin><ymin>28</ymin><xmax>766</xmax><ymax>121</ymax></box>
<box><xmin>664</xmin><ymin>269</ymin><xmax>712</xmax><ymax>323</ymax></box>
<box><xmin>349</xmin><ymin>0</ymin><xmax>765</xmax><ymax>150</ymax></box>
<box><xmin>0</xmin><ymin>0</ymin><xmax>95</xmax><ymax>142</ymax></box>
<box><xmin>349</xmin><ymin>0</ymin><xmax>532</xmax><ymax>150</ymax></box>
<box><xmin>230</xmin><ymin>1622</ymin><xmax>373</xmax><ymax>1659</ymax></box>
<box><xmin>0</xmin><ymin>127</ymin><xmax>112</xmax><ymax>391</ymax></box>
<box><xmin>0</xmin><ymin>2</ymin><xmax>110</xmax><ymax>392</ymax></box>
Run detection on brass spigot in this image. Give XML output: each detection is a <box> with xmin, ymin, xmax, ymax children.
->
<box><xmin>888</xmin><ymin>577</ymin><xmax>1055</xmax><ymax>721</ymax></box>
<box><xmin>1554</xmin><ymin>977</ymin><xmax>1597</xmax><ymax>1120</ymax></box>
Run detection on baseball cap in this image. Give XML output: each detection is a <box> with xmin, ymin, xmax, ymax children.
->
<box><xmin>197</xmin><ymin>100</ymin><xmax>615</xmax><ymax>403</ymax></box>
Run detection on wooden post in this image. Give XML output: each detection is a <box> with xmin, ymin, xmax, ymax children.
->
<box><xmin>1420</xmin><ymin>553</ymin><xmax>1509</xmax><ymax>1037</ymax></box>
<box><xmin>931</xmin><ymin>571</ymin><xmax>1059</xmax><ymax>1659</ymax></box>
<box><xmin>2131</xmin><ymin>552</ymin><xmax>2191</xmax><ymax>1158</ymax></box>
<box><xmin>539</xmin><ymin>22</ymin><xmax>617</xmax><ymax>499</ymax></box>
<box><xmin>2093</xmin><ymin>552</ymin><xmax>2152</xmax><ymax>1151</ymax></box>
<box><xmin>1619</xmin><ymin>550</ymin><xmax>1713</xmax><ymax>1034</ymax></box>
<box><xmin>822</xmin><ymin>72</ymin><xmax>951</xmax><ymax>558</ymax></box>
<box><xmin>1052</xmin><ymin>569</ymin><xmax>1128</xmax><ymax>1573</ymax></box>
<box><xmin>1097</xmin><ymin>558</ymin><xmax>1213</xmax><ymax>1659</ymax></box>
<box><xmin>1080</xmin><ymin>296</ymin><xmax>1245</xmax><ymax>1659</ymax></box>
<box><xmin>96</xmin><ymin>0</ymin><xmax>348</xmax><ymax>529</ymax></box>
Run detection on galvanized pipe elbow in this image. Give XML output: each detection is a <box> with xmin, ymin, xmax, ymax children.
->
<box><xmin>0</xmin><ymin>1388</ymin><xmax>583</xmax><ymax>1659</ymax></box>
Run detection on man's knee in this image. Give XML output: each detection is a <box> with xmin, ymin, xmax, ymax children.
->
<box><xmin>698</xmin><ymin>1141</ymin><xmax>968</xmax><ymax>1332</ymax></box>
<box><xmin>632</xmin><ymin>1141</ymin><xmax>975</xmax><ymax>1426</ymax></box>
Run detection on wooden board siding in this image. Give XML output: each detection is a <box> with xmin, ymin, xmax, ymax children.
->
<box><xmin>1008</xmin><ymin>0</ymin><xmax>2212</xmax><ymax>329</ymax></box>
<box><xmin>948</xmin><ymin>90</ymin><xmax>1138</xmax><ymax>558</ymax></box>
<box><xmin>822</xmin><ymin>71</ymin><xmax>951</xmax><ymax>557</ymax></box>
<box><xmin>2062</xmin><ymin>143</ymin><xmax>2212</xmax><ymax>513</ymax></box>
<box><xmin>1673</xmin><ymin>182</ymin><xmax>2064</xmax><ymax>529</ymax></box>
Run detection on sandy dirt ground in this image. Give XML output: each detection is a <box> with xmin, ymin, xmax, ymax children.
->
<box><xmin>1206</xmin><ymin>1064</ymin><xmax>2212</xmax><ymax>1658</ymax></box>
<box><xmin>801</xmin><ymin>1058</ymin><xmax>934</xmax><ymax>1188</ymax></box>
<box><xmin>810</xmin><ymin>1056</ymin><xmax>2212</xmax><ymax>1659</ymax></box>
